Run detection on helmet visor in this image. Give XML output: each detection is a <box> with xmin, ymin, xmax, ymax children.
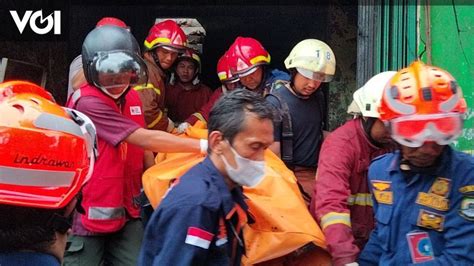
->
<box><xmin>389</xmin><ymin>113</ymin><xmax>463</xmax><ymax>147</ymax></box>
<box><xmin>296</xmin><ymin>67</ymin><xmax>333</xmax><ymax>82</ymax></box>
<box><xmin>90</xmin><ymin>51</ymin><xmax>148</xmax><ymax>94</ymax></box>
<box><xmin>224</xmin><ymin>79</ymin><xmax>242</xmax><ymax>91</ymax></box>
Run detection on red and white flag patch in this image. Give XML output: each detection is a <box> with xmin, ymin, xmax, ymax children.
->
<box><xmin>185</xmin><ymin>227</ymin><xmax>214</xmax><ymax>249</ymax></box>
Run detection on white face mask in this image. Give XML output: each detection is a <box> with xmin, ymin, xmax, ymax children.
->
<box><xmin>221</xmin><ymin>142</ymin><xmax>265</xmax><ymax>187</ymax></box>
<box><xmin>99</xmin><ymin>86</ymin><xmax>129</xmax><ymax>99</ymax></box>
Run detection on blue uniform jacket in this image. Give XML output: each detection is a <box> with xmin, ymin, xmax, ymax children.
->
<box><xmin>0</xmin><ymin>252</ymin><xmax>60</xmax><ymax>266</ymax></box>
<box><xmin>359</xmin><ymin>147</ymin><xmax>474</xmax><ymax>265</ymax></box>
<box><xmin>138</xmin><ymin>157</ymin><xmax>249</xmax><ymax>266</ymax></box>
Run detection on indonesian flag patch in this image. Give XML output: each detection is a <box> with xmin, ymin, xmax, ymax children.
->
<box><xmin>185</xmin><ymin>227</ymin><xmax>214</xmax><ymax>249</ymax></box>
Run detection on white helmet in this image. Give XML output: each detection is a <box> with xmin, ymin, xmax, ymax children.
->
<box><xmin>284</xmin><ymin>39</ymin><xmax>336</xmax><ymax>82</ymax></box>
<box><xmin>347</xmin><ymin>71</ymin><xmax>397</xmax><ymax>118</ymax></box>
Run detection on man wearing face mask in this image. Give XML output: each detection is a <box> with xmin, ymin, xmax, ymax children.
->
<box><xmin>138</xmin><ymin>89</ymin><xmax>274</xmax><ymax>265</ymax></box>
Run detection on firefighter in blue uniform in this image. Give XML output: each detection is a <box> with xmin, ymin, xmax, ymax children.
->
<box><xmin>359</xmin><ymin>61</ymin><xmax>474</xmax><ymax>265</ymax></box>
<box><xmin>138</xmin><ymin>89</ymin><xmax>274</xmax><ymax>265</ymax></box>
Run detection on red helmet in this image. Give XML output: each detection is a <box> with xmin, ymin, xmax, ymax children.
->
<box><xmin>177</xmin><ymin>48</ymin><xmax>201</xmax><ymax>72</ymax></box>
<box><xmin>228</xmin><ymin>37</ymin><xmax>271</xmax><ymax>77</ymax></box>
<box><xmin>380</xmin><ymin>61</ymin><xmax>467</xmax><ymax>147</ymax></box>
<box><xmin>217</xmin><ymin>52</ymin><xmax>238</xmax><ymax>83</ymax></box>
<box><xmin>0</xmin><ymin>81</ymin><xmax>97</xmax><ymax>209</ymax></box>
<box><xmin>144</xmin><ymin>20</ymin><xmax>187</xmax><ymax>52</ymax></box>
<box><xmin>96</xmin><ymin>17</ymin><xmax>128</xmax><ymax>29</ymax></box>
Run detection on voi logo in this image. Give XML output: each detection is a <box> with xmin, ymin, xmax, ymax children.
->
<box><xmin>9</xmin><ymin>10</ymin><xmax>61</xmax><ymax>35</ymax></box>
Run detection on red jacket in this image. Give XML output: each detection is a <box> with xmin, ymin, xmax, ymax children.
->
<box><xmin>310</xmin><ymin>118</ymin><xmax>393</xmax><ymax>265</ymax></box>
<box><xmin>185</xmin><ymin>86</ymin><xmax>225</xmax><ymax>125</ymax></box>
<box><xmin>165</xmin><ymin>82</ymin><xmax>212</xmax><ymax>123</ymax></box>
<box><xmin>68</xmin><ymin>85</ymin><xmax>144</xmax><ymax>233</ymax></box>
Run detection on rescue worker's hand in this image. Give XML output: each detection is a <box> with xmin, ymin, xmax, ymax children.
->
<box><xmin>166</xmin><ymin>118</ymin><xmax>175</xmax><ymax>133</ymax></box>
<box><xmin>177</xmin><ymin>122</ymin><xmax>191</xmax><ymax>134</ymax></box>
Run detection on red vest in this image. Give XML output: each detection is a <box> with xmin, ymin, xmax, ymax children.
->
<box><xmin>67</xmin><ymin>85</ymin><xmax>145</xmax><ymax>233</ymax></box>
<box><xmin>122</xmin><ymin>89</ymin><xmax>145</xmax><ymax>219</ymax></box>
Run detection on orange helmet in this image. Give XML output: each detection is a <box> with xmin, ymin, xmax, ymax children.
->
<box><xmin>379</xmin><ymin>61</ymin><xmax>467</xmax><ymax>147</ymax></box>
<box><xmin>0</xmin><ymin>81</ymin><xmax>97</xmax><ymax>209</ymax></box>
<box><xmin>228</xmin><ymin>37</ymin><xmax>271</xmax><ymax>77</ymax></box>
<box><xmin>144</xmin><ymin>20</ymin><xmax>187</xmax><ymax>52</ymax></box>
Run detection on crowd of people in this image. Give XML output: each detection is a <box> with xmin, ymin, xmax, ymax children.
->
<box><xmin>1</xmin><ymin>16</ymin><xmax>473</xmax><ymax>266</ymax></box>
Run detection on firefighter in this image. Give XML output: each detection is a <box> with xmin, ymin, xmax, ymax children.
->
<box><xmin>227</xmin><ymin>36</ymin><xmax>289</xmax><ymax>95</ymax></box>
<box><xmin>0</xmin><ymin>81</ymin><xmax>96</xmax><ymax>265</ymax></box>
<box><xmin>64</xmin><ymin>25</ymin><xmax>206</xmax><ymax>266</ymax></box>
<box><xmin>166</xmin><ymin>48</ymin><xmax>212</xmax><ymax>123</ymax></box>
<box><xmin>359</xmin><ymin>61</ymin><xmax>474</xmax><ymax>265</ymax></box>
<box><xmin>266</xmin><ymin>39</ymin><xmax>335</xmax><ymax>202</ymax></box>
<box><xmin>138</xmin><ymin>19</ymin><xmax>188</xmax><ymax>132</ymax></box>
<box><xmin>310</xmin><ymin>71</ymin><xmax>396</xmax><ymax>266</ymax></box>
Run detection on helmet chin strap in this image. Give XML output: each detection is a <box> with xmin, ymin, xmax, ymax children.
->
<box><xmin>399</xmin><ymin>148</ymin><xmax>444</xmax><ymax>176</ymax></box>
<box><xmin>151</xmin><ymin>50</ymin><xmax>167</xmax><ymax>74</ymax></box>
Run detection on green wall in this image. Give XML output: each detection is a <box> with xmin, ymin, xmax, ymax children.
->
<box><xmin>419</xmin><ymin>1</ymin><xmax>474</xmax><ymax>154</ymax></box>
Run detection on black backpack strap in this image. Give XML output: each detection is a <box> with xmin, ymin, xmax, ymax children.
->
<box><xmin>267</xmin><ymin>80</ymin><xmax>293</xmax><ymax>164</ymax></box>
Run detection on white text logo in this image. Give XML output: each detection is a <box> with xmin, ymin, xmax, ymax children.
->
<box><xmin>9</xmin><ymin>10</ymin><xmax>61</xmax><ymax>35</ymax></box>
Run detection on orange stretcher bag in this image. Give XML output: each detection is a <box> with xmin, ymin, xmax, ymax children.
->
<box><xmin>142</xmin><ymin>123</ymin><xmax>328</xmax><ymax>264</ymax></box>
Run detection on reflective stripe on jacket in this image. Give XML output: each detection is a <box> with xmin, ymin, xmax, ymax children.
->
<box><xmin>311</xmin><ymin>118</ymin><xmax>393</xmax><ymax>265</ymax></box>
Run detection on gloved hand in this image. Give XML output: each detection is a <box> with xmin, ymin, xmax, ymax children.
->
<box><xmin>200</xmin><ymin>139</ymin><xmax>208</xmax><ymax>154</ymax></box>
<box><xmin>177</xmin><ymin>122</ymin><xmax>191</xmax><ymax>134</ymax></box>
<box><xmin>345</xmin><ymin>263</ymin><xmax>359</xmax><ymax>266</ymax></box>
